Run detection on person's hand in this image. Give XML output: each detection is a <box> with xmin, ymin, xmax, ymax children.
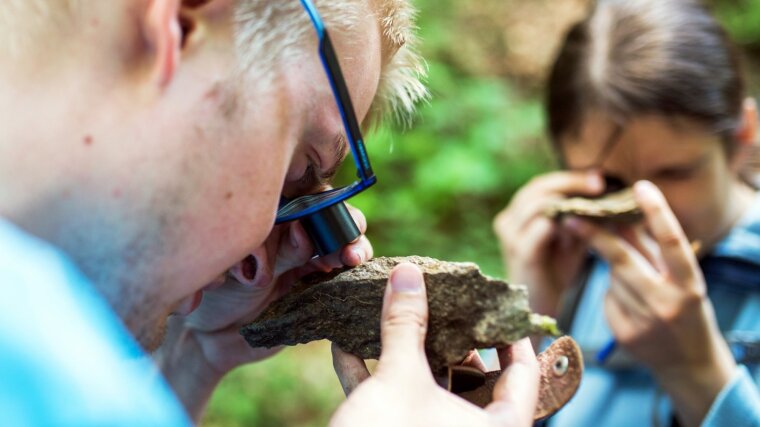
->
<box><xmin>155</xmin><ymin>204</ymin><xmax>372</xmax><ymax>421</ymax></box>
<box><xmin>565</xmin><ymin>180</ymin><xmax>736</xmax><ymax>427</ymax></box>
<box><xmin>493</xmin><ymin>170</ymin><xmax>604</xmax><ymax>315</ymax></box>
<box><xmin>330</xmin><ymin>263</ymin><xmax>540</xmax><ymax>427</ymax></box>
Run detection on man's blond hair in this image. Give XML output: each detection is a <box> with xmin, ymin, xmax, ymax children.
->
<box><xmin>234</xmin><ymin>0</ymin><xmax>428</xmax><ymax>127</ymax></box>
<box><xmin>1</xmin><ymin>0</ymin><xmax>428</xmax><ymax>126</ymax></box>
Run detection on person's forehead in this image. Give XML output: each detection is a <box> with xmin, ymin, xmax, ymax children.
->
<box><xmin>562</xmin><ymin>114</ymin><xmax>719</xmax><ymax>167</ymax></box>
<box><xmin>567</xmin><ymin>114</ymin><xmax>713</xmax><ymax>147</ymax></box>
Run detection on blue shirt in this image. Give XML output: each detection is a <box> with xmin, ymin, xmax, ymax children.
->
<box><xmin>549</xmin><ymin>195</ymin><xmax>760</xmax><ymax>427</ymax></box>
<box><xmin>0</xmin><ymin>219</ymin><xmax>190</xmax><ymax>426</ymax></box>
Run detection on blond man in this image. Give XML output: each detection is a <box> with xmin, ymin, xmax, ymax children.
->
<box><xmin>0</xmin><ymin>1</ymin><xmax>539</xmax><ymax>425</ymax></box>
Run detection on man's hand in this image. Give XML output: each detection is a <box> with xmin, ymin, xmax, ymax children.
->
<box><xmin>493</xmin><ymin>170</ymin><xmax>604</xmax><ymax>315</ymax></box>
<box><xmin>155</xmin><ymin>204</ymin><xmax>372</xmax><ymax>421</ymax></box>
<box><xmin>330</xmin><ymin>263</ymin><xmax>540</xmax><ymax>427</ymax></box>
<box><xmin>565</xmin><ymin>181</ymin><xmax>736</xmax><ymax>427</ymax></box>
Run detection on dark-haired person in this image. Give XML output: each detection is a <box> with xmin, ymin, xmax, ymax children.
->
<box><xmin>494</xmin><ymin>0</ymin><xmax>760</xmax><ymax>426</ymax></box>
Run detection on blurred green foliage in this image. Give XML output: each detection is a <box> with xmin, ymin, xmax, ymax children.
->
<box><xmin>202</xmin><ymin>1</ymin><xmax>760</xmax><ymax>426</ymax></box>
<box><xmin>712</xmin><ymin>0</ymin><xmax>760</xmax><ymax>46</ymax></box>
<box><xmin>203</xmin><ymin>342</ymin><xmax>344</xmax><ymax>427</ymax></box>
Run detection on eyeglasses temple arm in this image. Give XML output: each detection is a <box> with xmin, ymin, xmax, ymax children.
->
<box><xmin>318</xmin><ymin>31</ymin><xmax>374</xmax><ymax>180</ymax></box>
<box><xmin>300</xmin><ymin>0</ymin><xmax>374</xmax><ymax>181</ymax></box>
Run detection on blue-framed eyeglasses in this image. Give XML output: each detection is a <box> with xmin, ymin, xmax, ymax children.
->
<box><xmin>275</xmin><ymin>0</ymin><xmax>377</xmax><ymax>225</ymax></box>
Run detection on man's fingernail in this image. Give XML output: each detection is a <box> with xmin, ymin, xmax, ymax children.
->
<box><xmin>352</xmin><ymin>248</ymin><xmax>365</xmax><ymax>264</ymax></box>
<box><xmin>587</xmin><ymin>172</ymin><xmax>603</xmax><ymax>191</ymax></box>
<box><xmin>634</xmin><ymin>180</ymin><xmax>658</xmax><ymax>199</ymax></box>
<box><xmin>390</xmin><ymin>264</ymin><xmax>423</xmax><ymax>294</ymax></box>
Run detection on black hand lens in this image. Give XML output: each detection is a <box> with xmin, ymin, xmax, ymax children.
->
<box><xmin>300</xmin><ymin>201</ymin><xmax>360</xmax><ymax>257</ymax></box>
<box><xmin>277</xmin><ymin>194</ymin><xmax>360</xmax><ymax>257</ymax></box>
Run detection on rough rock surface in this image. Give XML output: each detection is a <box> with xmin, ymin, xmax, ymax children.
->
<box><xmin>546</xmin><ymin>188</ymin><xmax>643</xmax><ymax>223</ymax></box>
<box><xmin>241</xmin><ymin>256</ymin><xmax>557</xmax><ymax>371</ymax></box>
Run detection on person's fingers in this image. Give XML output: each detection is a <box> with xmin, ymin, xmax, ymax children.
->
<box><xmin>618</xmin><ymin>225</ymin><xmax>663</xmax><ymax>271</ymax></box>
<box><xmin>507</xmin><ymin>194</ymin><xmax>563</xmax><ymax>236</ymax></box>
<box><xmin>607</xmin><ymin>277</ymin><xmax>651</xmax><ymax>322</ymax></box>
<box><xmin>560</xmin><ymin>216</ymin><xmax>593</xmax><ymax>240</ymax></box>
<box><xmin>633</xmin><ymin>181</ymin><xmax>699</xmax><ymax>287</ymax></box>
<box><xmin>566</xmin><ymin>218</ymin><xmax>660</xmax><ymax>299</ymax></box>
<box><xmin>493</xmin><ymin>209</ymin><xmax>520</xmax><ymax>249</ymax></box>
<box><xmin>341</xmin><ymin>235</ymin><xmax>373</xmax><ymax>266</ymax></box>
<box><xmin>513</xmin><ymin>170</ymin><xmax>604</xmax><ymax>206</ymax></box>
<box><xmin>345</xmin><ymin>203</ymin><xmax>368</xmax><ymax>234</ymax></box>
<box><xmin>314</xmin><ymin>234</ymin><xmax>373</xmax><ymax>270</ymax></box>
<box><xmin>604</xmin><ymin>293</ymin><xmax>637</xmax><ymax>345</ymax></box>
<box><xmin>332</xmin><ymin>343</ymin><xmax>371</xmax><ymax>397</ymax></box>
<box><xmin>274</xmin><ymin>222</ymin><xmax>316</xmax><ymax>277</ymax></box>
<box><xmin>376</xmin><ymin>263</ymin><xmax>430</xmax><ymax>377</ymax></box>
<box><xmin>519</xmin><ymin>216</ymin><xmax>558</xmax><ymax>254</ymax></box>
<box><xmin>495</xmin><ymin>171</ymin><xmax>604</xmax><ymax>244</ymax></box>
<box><xmin>315</xmin><ymin>205</ymin><xmax>372</xmax><ymax>268</ymax></box>
<box><xmin>486</xmin><ymin>339</ymin><xmax>539</xmax><ymax>426</ymax></box>
<box><xmin>496</xmin><ymin>205</ymin><xmax>556</xmax><ymax>257</ymax></box>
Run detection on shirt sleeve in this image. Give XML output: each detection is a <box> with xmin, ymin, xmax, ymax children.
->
<box><xmin>701</xmin><ymin>365</ymin><xmax>760</xmax><ymax>427</ymax></box>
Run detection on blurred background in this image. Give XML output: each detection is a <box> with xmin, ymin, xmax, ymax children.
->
<box><xmin>202</xmin><ymin>1</ymin><xmax>760</xmax><ymax>425</ymax></box>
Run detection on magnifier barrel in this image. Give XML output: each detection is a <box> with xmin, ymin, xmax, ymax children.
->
<box><xmin>300</xmin><ymin>202</ymin><xmax>360</xmax><ymax>256</ymax></box>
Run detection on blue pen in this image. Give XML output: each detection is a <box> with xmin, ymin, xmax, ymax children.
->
<box><xmin>596</xmin><ymin>339</ymin><xmax>617</xmax><ymax>364</ymax></box>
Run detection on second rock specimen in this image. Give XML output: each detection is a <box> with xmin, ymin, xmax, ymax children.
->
<box><xmin>240</xmin><ymin>256</ymin><xmax>557</xmax><ymax>371</ymax></box>
<box><xmin>545</xmin><ymin>187</ymin><xmax>643</xmax><ymax>223</ymax></box>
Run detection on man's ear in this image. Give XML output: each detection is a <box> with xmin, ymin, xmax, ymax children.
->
<box><xmin>145</xmin><ymin>0</ymin><xmax>182</xmax><ymax>89</ymax></box>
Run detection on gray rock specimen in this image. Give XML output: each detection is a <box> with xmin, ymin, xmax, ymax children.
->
<box><xmin>545</xmin><ymin>188</ymin><xmax>643</xmax><ymax>223</ymax></box>
<box><xmin>240</xmin><ymin>256</ymin><xmax>558</xmax><ymax>371</ymax></box>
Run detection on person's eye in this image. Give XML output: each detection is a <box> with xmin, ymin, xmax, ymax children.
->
<box><xmin>298</xmin><ymin>160</ymin><xmax>315</xmax><ymax>187</ymax></box>
<box><xmin>289</xmin><ymin>159</ymin><xmax>318</xmax><ymax>197</ymax></box>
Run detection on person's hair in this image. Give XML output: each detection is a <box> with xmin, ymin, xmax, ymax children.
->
<box><xmin>0</xmin><ymin>0</ymin><xmax>427</xmax><ymax>127</ymax></box>
<box><xmin>547</xmin><ymin>0</ymin><xmax>745</xmax><ymax>155</ymax></box>
<box><xmin>234</xmin><ymin>0</ymin><xmax>428</xmax><ymax>127</ymax></box>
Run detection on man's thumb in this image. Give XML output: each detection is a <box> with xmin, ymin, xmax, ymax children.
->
<box><xmin>378</xmin><ymin>263</ymin><xmax>429</xmax><ymax>369</ymax></box>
